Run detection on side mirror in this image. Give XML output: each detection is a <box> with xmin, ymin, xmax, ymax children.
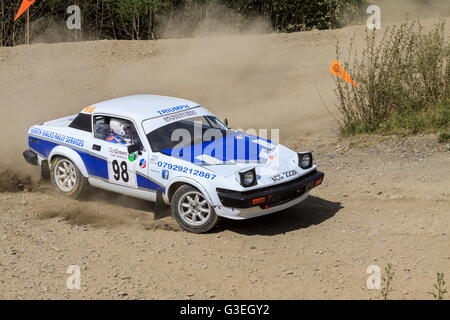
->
<box><xmin>128</xmin><ymin>143</ymin><xmax>142</xmax><ymax>155</ymax></box>
<box><xmin>224</xmin><ymin>118</ymin><xmax>229</xmax><ymax>127</ymax></box>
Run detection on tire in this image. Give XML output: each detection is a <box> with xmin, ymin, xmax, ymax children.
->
<box><xmin>50</xmin><ymin>157</ymin><xmax>88</xmax><ymax>199</ymax></box>
<box><xmin>171</xmin><ymin>185</ymin><xmax>219</xmax><ymax>233</ymax></box>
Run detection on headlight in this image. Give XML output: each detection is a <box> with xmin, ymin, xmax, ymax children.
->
<box><xmin>298</xmin><ymin>152</ymin><xmax>313</xmax><ymax>169</ymax></box>
<box><xmin>239</xmin><ymin>168</ymin><xmax>257</xmax><ymax>187</ymax></box>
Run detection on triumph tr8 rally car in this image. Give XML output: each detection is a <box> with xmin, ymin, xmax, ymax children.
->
<box><xmin>23</xmin><ymin>95</ymin><xmax>324</xmax><ymax>233</ymax></box>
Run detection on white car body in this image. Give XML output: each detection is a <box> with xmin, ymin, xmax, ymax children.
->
<box><xmin>24</xmin><ymin>95</ymin><xmax>324</xmax><ymax>221</ymax></box>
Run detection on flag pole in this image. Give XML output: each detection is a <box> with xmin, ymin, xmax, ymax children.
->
<box><xmin>14</xmin><ymin>0</ymin><xmax>37</xmax><ymax>44</ymax></box>
<box><xmin>26</xmin><ymin>8</ymin><xmax>30</xmax><ymax>44</ymax></box>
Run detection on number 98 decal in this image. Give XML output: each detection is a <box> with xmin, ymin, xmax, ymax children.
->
<box><xmin>108</xmin><ymin>159</ymin><xmax>137</xmax><ymax>187</ymax></box>
<box><xmin>112</xmin><ymin>160</ymin><xmax>129</xmax><ymax>183</ymax></box>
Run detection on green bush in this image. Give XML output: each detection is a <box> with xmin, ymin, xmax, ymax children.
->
<box><xmin>438</xmin><ymin>131</ymin><xmax>450</xmax><ymax>143</ymax></box>
<box><xmin>334</xmin><ymin>21</ymin><xmax>450</xmax><ymax>136</ymax></box>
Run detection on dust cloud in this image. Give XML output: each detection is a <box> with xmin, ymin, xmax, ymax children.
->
<box><xmin>0</xmin><ymin>169</ymin><xmax>33</xmax><ymax>192</ymax></box>
<box><xmin>37</xmin><ymin>195</ymin><xmax>180</xmax><ymax>230</ymax></box>
<box><xmin>372</xmin><ymin>0</ymin><xmax>450</xmax><ymax>23</ymax></box>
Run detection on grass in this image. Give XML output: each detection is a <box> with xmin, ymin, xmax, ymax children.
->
<box><xmin>334</xmin><ymin>21</ymin><xmax>450</xmax><ymax>140</ymax></box>
<box><xmin>430</xmin><ymin>272</ymin><xmax>447</xmax><ymax>300</ymax></box>
<box><xmin>438</xmin><ymin>131</ymin><xmax>450</xmax><ymax>143</ymax></box>
<box><xmin>343</xmin><ymin>100</ymin><xmax>450</xmax><ymax>136</ymax></box>
<box><xmin>381</xmin><ymin>263</ymin><xmax>395</xmax><ymax>300</ymax></box>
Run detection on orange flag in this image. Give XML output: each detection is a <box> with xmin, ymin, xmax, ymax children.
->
<box><xmin>14</xmin><ymin>0</ymin><xmax>36</xmax><ymax>22</ymax></box>
<box><xmin>329</xmin><ymin>60</ymin><xmax>359</xmax><ymax>88</ymax></box>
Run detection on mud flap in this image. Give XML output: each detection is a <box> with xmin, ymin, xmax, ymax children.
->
<box><xmin>41</xmin><ymin>160</ymin><xmax>50</xmax><ymax>181</ymax></box>
<box><xmin>154</xmin><ymin>190</ymin><xmax>171</xmax><ymax>220</ymax></box>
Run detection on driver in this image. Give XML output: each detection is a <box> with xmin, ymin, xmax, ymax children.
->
<box><xmin>105</xmin><ymin>119</ymin><xmax>132</xmax><ymax>145</ymax></box>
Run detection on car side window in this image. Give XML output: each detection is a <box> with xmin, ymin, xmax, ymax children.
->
<box><xmin>94</xmin><ymin>115</ymin><xmax>143</xmax><ymax>148</ymax></box>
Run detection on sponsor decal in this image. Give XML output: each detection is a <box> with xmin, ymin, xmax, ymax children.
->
<box><xmin>162</xmin><ymin>169</ymin><xmax>170</xmax><ymax>180</ymax></box>
<box><xmin>108</xmin><ymin>147</ymin><xmax>128</xmax><ymax>160</ymax></box>
<box><xmin>81</xmin><ymin>105</ymin><xmax>96</xmax><ymax>113</ymax></box>
<box><xmin>149</xmin><ymin>155</ymin><xmax>159</xmax><ymax>164</ymax></box>
<box><xmin>128</xmin><ymin>152</ymin><xmax>138</xmax><ymax>162</ymax></box>
<box><xmin>139</xmin><ymin>159</ymin><xmax>147</xmax><ymax>169</ymax></box>
<box><xmin>30</xmin><ymin>127</ymin><xmax>84</xmax><ymax>148</ymax></box>
<box><xmin>259</xmin><ymin>148</ymin><xmax>274</xmax><ymax>160</ymax></box>
<box><xmin>157</xmin><ymin>161</ymin><xmax>216</xmax><ymax>180</ymax></box>
<box><xmin>156</xmin><ymin>105</ymin><xmax>191</xmax><ymax>116</ymax></box>
<box><xmin>162</xmin><ymin>110</ymin><xmax>197</xmax><ymax>123</ymax></box>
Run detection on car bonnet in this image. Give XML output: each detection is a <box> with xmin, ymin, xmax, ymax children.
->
<box><xmin>158</xmin><ymin>130</ymin><xmax>281</xmax><ymax>165</ymax></box>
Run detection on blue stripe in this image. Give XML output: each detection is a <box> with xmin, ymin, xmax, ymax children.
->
<box><xmin>29</xmin><ymin>136</ymin><xmax>58</xmax><ymax>158</ymax></box>
<box><xmin>77</xmin><ymin>152</ymin><xmax>108</xmax><ymax>179</ymax></box>
<box><xmin>29</xmin><ymin>136</ymin><xmax>109</xmax><ymax>180</ymax></box>
<box><xmin>28</xmin><ymin>136</ymin><xmax>162</xmax><ymax>192</ymax></box>
<box><xmin>137</xmin><ymin>175</ymin><xmax>165</xmax><ymax>192</ymax></box>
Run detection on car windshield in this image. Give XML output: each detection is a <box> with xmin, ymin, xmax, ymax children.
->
<box><xmin>147</xmin><ymin>116</ymin><xmax>230</xmax><ymax>153</ymax></box>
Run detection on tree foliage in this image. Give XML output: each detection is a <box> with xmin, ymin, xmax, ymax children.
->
<box><xmin>1</xmin><ymin>0</ymin><xmax>367</xmax><ymax>46</ymax></box>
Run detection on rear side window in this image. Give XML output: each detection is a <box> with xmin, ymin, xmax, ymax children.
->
<box><xmin>69</xmin><ymin>113</ymin><xmax>92</xmax><ymax>132</ymax></box>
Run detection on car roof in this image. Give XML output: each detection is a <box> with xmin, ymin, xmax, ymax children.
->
<box><xmin>89</xmin><ymin>95</ymin><xmax>201</xmax><ymax>121</ymax></box>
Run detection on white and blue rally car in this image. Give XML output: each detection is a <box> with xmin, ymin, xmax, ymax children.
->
<box><xmin>23</xmin><ymin>95</ymin><xmax>324</xmax><ymax>233</ymax></box>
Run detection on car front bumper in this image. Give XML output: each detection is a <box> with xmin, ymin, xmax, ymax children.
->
<box><xmin>215</xmin><ymin>170</ymin><xmax>324</xmax><ymax>219</ymax></box>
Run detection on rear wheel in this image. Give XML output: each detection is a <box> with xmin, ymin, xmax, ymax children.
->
<box><xmin>171</xmin><ymin>185</ymin><xmax>219</xmax><ymax>233</ymax></box>
<box><xmin>50</xmin><ymin>157</ymin><xmax>88</xmax><ymax>199</ymax></box>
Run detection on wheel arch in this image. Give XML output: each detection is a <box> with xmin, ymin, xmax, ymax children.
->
<box><xmin>48</xmin><ymin>146</ymin><xmax>89</xmax><ymax>178</ymax></box>
<box><xmin>166</xmin><ymin>177</ymin><xmax>214</xmax><ymax>204</ymax></box>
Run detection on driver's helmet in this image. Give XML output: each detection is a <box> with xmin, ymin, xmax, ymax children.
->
<box><xmin>110</xmin><ymin>118</ymin><xmax>130</xmax><ymax>137</ymax></box>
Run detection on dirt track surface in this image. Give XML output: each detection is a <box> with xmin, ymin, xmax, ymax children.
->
<box><xmin>0</xmin><ymin>18</ymin><xmax>449</xmax><ymax>299</ymax></box>
<box><xmin>1</xmin><ymin>134</ymin><xmax>449</xmax><ymax>299</ymax></box>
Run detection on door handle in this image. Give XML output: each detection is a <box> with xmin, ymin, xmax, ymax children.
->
<box><xmin>92</xmin><ymin>144</ymin><xmax>101</xmax><ymax>151</ymax></box>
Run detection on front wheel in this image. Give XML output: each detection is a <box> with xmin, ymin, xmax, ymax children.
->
<box><xmin>50</xmin><ymin>157</ymin><xmax>88</xmax><ymax>199</ymax></box>
<box><xmin>171</xmin><ymin>185</ymin><xmax>219</xmax><ymax>233</ymax></box>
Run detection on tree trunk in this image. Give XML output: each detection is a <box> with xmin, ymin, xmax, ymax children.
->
<box><xmin>0</xmin><ymin>0</ymin><xmax>4</xmax><ymax>46</ymax></box>
<box><xmin>26</xmin><ymin>9</ymin><xmax>29</xmax><ymax>44</ymax></box>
